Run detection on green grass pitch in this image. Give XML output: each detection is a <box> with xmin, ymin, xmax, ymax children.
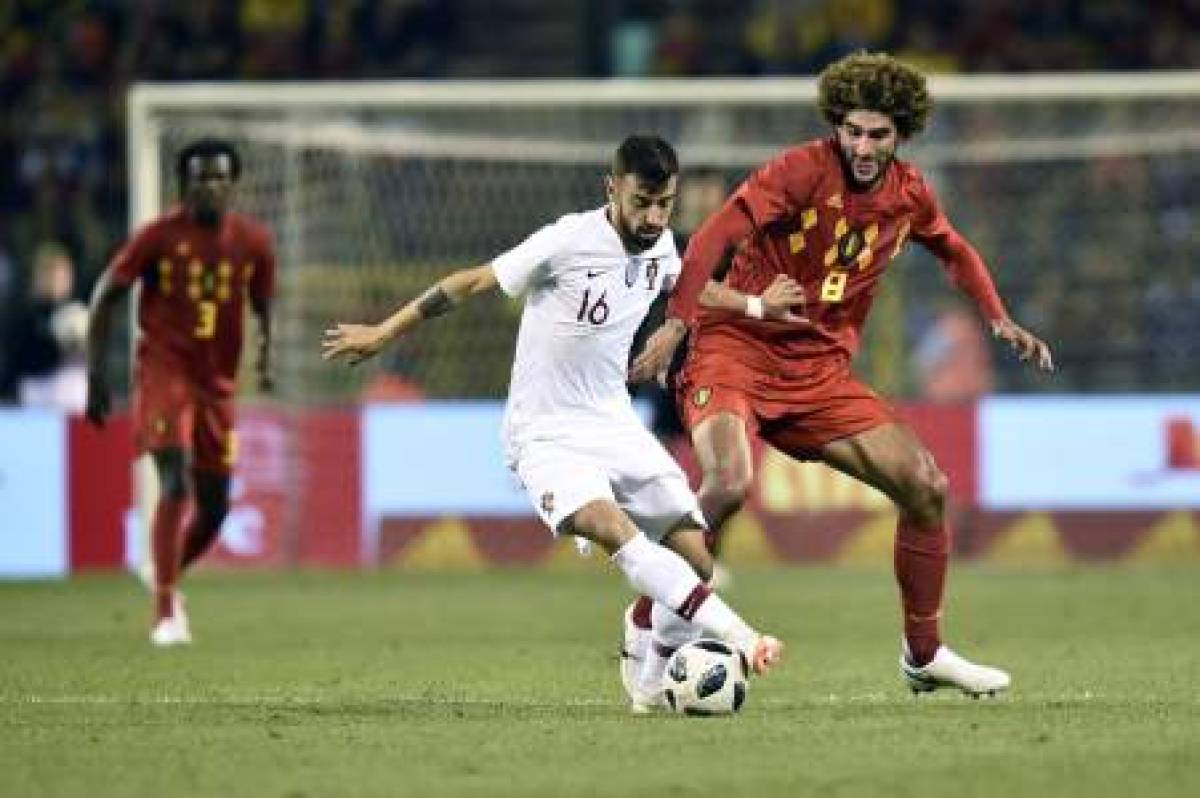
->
<box><xmin>2</xmin><ymin>565</ymin><xmax>1198</xmax><ymax>797</ymax></box>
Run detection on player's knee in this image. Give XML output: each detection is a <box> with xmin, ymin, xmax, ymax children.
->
<box><xmin>904</xmin><ymin>462</ymin><xmax>948</xmax><ymax>522</ymax></box>
<box><xmin>702</xmin><ymin>467</ymin><xmax>752</xmax><ymax>513</ymax></box>
<box><xmin>567</xmin><ymin>500</ymin><xmax>630</xmax><ymax>550</ymax></box>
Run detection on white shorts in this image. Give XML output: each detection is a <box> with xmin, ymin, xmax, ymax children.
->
<box><xmin>510</xmin><ymin>422</ymin><xmax>704</xmax><ymax>541</ymax></box>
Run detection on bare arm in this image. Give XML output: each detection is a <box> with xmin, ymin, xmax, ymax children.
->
<box><xmin>920</xmin><ymin>226</ymin><xmax>1054</xmax><ymax>373</ymax></box>
<box><xmin>698</xmin><ymin>274</ymin><xmax>805</xmax><ymax>319</ymax></box>
<box><xmin>322</xmin><ymin>264</ymin><xmax>499</xmax><ymax>366</ymax></box>
<box><xmin>629</xmin><ymin>274</ymin><xmax>805</xmax><ymax>384</ymax></box>
<box><xmin>698</xmin><ymin>280</ymin><xmax>746</xmax><ymax>312</ymax></box>
<box><xmin>84</xmin><ymin>271</ymin><xmax>132</xmax><ymax>427</ymax></box>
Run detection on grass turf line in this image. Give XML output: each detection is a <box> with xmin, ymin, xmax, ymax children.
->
<box><xmin>1</xmin><ymin>566</ymin><xmax>1197</xmax><ymax>798</ymax></box>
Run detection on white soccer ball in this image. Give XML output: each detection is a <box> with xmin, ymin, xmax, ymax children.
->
<box><xmin>662</xmin><ymin>638</ymin><xmax>749</xmax><ymax>715</ymax></box>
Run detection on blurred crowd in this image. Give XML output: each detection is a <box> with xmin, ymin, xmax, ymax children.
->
<box><xmin>1</xmin><ymin>0</ymin><xmax>1198</xmax><ymax>405</ymax></box>
<box><xmin>611</xmin><ymin>0</ymin><xmax>1200</xmax><ymax>77</ymax></box>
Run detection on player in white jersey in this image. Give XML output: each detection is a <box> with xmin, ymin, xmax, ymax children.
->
<box><xmin>323</xmin><ymin>135</ymin><xmax>782</xmax><ymax>710</ymax></box>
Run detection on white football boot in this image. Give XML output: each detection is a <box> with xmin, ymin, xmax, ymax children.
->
<box><xmin>901</xmin><ymin>643</ymin><xmax>1010</xmax><ymax>697</ymax></box>
<box><xmin>619</xmin><ymin>603</ymin><xmax>651</xmax><ymax>702</ymax></box>
<box><xmin>150</xmin><ymin>592</ymin><xmax>192</xmax><ymax>647</ymax></box>
<box><xmin>149</xmin><ymin>616</ymin><xmax>191</xmax><ymax>647</ymax></box>
<box><xmin>629</xmin><ymin>683</ymin><xmax>669</xmax><ymax>715</ymax></box>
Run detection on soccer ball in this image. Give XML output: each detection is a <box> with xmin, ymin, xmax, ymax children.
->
<box><xmin>662</xmin><ymin>638</ymin><xmax>749</xmax><ymax>715</ymax></box>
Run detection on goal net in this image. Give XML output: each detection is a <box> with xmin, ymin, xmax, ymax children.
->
<box><xmin>128</xmin><ymin>74</ymin><xmax>1200</xmax><ymax>404</ymax></box>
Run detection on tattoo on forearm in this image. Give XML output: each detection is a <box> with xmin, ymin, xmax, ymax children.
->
<box><xmin>417</xmin><ymin>285</ymin><xmax>454</xmax><ymax>319</ymax></box>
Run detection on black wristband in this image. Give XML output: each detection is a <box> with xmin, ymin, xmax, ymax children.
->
<box><xmin>417</xmin><ymin>285</ymin><xmax>454</xmax><ymax>319</ymax></box>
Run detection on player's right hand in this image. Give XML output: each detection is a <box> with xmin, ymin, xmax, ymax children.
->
<box><xmin>760</xmin><ymin>274</ymin><xmax>806</xmax><ymax>321</ymax></box>
<box><xmin>321</xmin><ymin>323</ymin><xmax>389</xmax><ymax>366</ymax></box>
<box><xmin>84</xmin><ymin>372</ymin><xmax>110</xmax><ymax>428</ymax></box>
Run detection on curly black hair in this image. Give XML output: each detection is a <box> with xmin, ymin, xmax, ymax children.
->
<box><xmin>817</xmin><ymin>51</ymin><xmax>932</xmax><ymax>139</ymax></box>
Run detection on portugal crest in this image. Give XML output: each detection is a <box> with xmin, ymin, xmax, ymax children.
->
<box><xmin>645</xmin><ymin>258</ymin><xmax>660</xmax><ymax>290</ymax></box>
<box><xmin>693</xmin><ymin>387</ymin><xmax>712</xmax><ymax>408</ymax></box>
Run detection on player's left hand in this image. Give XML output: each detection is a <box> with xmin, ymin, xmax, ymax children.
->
<box><xmin>629</xmin><ymin>318</ymin><xmax>687</xmax><ymax>384</ymax></box>
<box><xmin>991</xmin><ymin>318</ymin><xmax>1054</xmax><ymax>372</ymax></box>
<box><xmin>322</xmin><ymin>323</ymin><xmax>389</xmax><ymax>366</ymax></box>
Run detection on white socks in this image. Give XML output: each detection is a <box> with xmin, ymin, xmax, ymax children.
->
<box><xmin>610</xmin><ymin>532</ymin><xmax>702</xmax><ymax>610</ymax></box>
<box><xmin>611</xmin><ymin>533</ymin><xmax>758</xmax><ymax>656</ymax></box>
<box><xmin>636</xmin><ymin>601</ymin><xmax>703</xmax><ymax>694</ymax></box>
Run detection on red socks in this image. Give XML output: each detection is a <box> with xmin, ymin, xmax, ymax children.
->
<box><xmin>630</xmin><ymin>595</ymin><xmax>653</xmax><ymax>630</ymax></box>
<box><xmin>895</xmin><ymin>515</ymin><xmax>949</xmax><ymax>666</ymax></box>
<box><xmin>151</xmin><ymin>497</ymin><xmax>188</xmax><ymax>620</ymax></box>
<box><xmin>675</xmin><ymin>583</ymin><xmax>712</xmax><ymax>622</ymax></box>
<box><xmin>632</xmin><ymin>585</ymin><xmax>712</xmax><ymax>626</ymax></box>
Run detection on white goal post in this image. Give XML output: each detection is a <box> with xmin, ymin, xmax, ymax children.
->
<box><xmin>127</xmin><ymin>72</ymin><xmax>1200</xmax><ymax>400</ymax></box>
<box><xmin>124</xmin><ymin>73</ymin><xmax>1199</xmax><ymax>566</ymax></box>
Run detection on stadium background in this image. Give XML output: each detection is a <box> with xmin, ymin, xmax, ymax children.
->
<box><xmin>0</xmin><ymin>0</ymin><xmax>1198</xmax><ymax>578</ymax></box>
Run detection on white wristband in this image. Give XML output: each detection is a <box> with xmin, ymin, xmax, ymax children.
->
<box><xmin>745</xmin><ymin>295</ymin><xmax>765</xmax><ymax>319</ymax></box>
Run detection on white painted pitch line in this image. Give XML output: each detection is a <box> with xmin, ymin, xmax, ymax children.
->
<box><xmin>3</xmin><ymin>692</ymin><xmax>1103</xmax><ymax>707</ymax></box>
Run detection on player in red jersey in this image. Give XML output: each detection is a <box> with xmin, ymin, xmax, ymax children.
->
<box><xmin>85</xmin><ymin>139</ymin><xmax>276</xmax><ymax>646</ymax></box>
<box><xmin>630</xmin><ymin>52</ymin><xmax>1053</xmax><ymax>696</ymax></box>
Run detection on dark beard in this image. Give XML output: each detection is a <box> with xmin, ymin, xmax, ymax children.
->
<box><xmin>839</xmin><ymin>151</ymin><xmax>892</xmax><ymax>192</ymax></box>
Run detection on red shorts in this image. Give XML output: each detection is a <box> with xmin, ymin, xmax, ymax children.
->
<box><xmin>133</xmin><ymin>365</ymin><xmax>237</xmax><ymax>474</ymax></box>
<box><xmin>676</xmin><ymin>343</ymin><xmax>896</xmax><ymax>459</ymax></box>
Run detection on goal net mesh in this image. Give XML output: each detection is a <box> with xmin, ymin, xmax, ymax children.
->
<box><xmin>132</xmin><ymin>79</ymin><xmax>1200</xmax><ymax>403</ymax></box>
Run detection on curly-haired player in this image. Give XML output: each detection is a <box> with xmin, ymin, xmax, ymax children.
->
<box><xmin>631</xmin><ymin>52</ymin><xmax>1053</xmax><ymax>697</ymax></box>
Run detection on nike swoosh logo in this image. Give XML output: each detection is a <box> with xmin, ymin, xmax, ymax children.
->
<box><xmin>586</xmin><ymin>270</ymin><xmax>603</xmax><ymax>278</ymax></box>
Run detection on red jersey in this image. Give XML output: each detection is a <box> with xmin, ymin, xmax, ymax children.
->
<box><xmin>668</xmin><ymin>137</ymin><xmax>1006</xmax><ymax>368</ymax></box>
<box><xmin>109</xmin><ymin>207</ymin><xmax>276</xmax><ymax>396</ymax></box>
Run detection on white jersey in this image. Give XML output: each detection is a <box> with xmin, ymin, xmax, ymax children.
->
<box><xmin>492</xmin><ymin>206</ymin><xmax>680</xmax><ymax>456</ymax></box>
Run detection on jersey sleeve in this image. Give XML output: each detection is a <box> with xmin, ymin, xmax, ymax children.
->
<box><xmin>911</xmin><ymin>176</ymin><xmax>1008</xmax><ymax>322</ymax></box>
<box><xmin>490</xmin><ymin>217</ymin><xmax>569</xmax><ymax>297</ymax></box>
<box><xmin>667</xmin><ymin>147</ymin><xmax>819</xmax><ymax>325</ymax></box>
<box><xmin>107</xmin><ymin>222</ymin><xmax>162</xmax><ymax>286</ymax></box>
<box><xmin>666</xmin><ymin>199</ymin><xmax>756</xmax><ymax>325</ymax></box>
<box><xmin>249</xmin><ymin>223</ymin><xmax>277</xmax><ymax>303</ymax></box>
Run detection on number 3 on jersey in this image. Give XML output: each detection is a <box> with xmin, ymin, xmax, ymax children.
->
<box><xmin>194</xmin><ymin>300</ymin><xmax>218</xmax><ymax>338</ymax></box>
<box><xmin>576</xmin><ymin>288</ymin><xmax>610</xmax><ymax>325</ymax></box>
